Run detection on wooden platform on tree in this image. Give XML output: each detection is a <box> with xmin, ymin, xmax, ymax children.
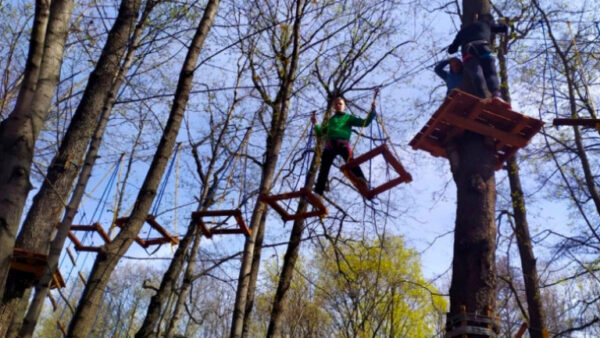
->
<box><xmin>553</xmin><ymin>118</ymin><xmax>600</xmax><ymax>128</ymax></box>
<box><xmin>114</xmin><ymin>214</ymin><xmax>179</xmax><ymax>248</ymax></box>
<box><xmin>191</xmin><ymin>209</ymin><xmax>251</xmax><ymax>239</ymax></box>
<box><xmin>68</xmin><ymin>222</ymin><xmax>111</xmax><ymax>252</ymax></box>
<box><xmin>259</xmin><ymin>187</ymin><xmax>327</xmax><ymax>222</ymax></box>
<box><xmin>341</xmin><ymin>144</ymin><xmax>412</xmax><ymax>199</ymax></box>
<box><xmin>10</xmin><ymin>248</ymin><xmax>65</xmax><ymax>289</ymax></box>
<box><xmin>409</xmin><ymin>90</ymin><xmax>543</xmax><ymax>170</ymax></box>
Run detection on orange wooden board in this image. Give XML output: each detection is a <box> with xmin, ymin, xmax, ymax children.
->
<box><xmin>68</xmin><ymin>222</ymin><xmax>111</xmax><ymax>252</ymax></box>
<box><xmin>11</xmin><ymin>248</ymin><xmax>65</xmax><ymax>289</ymax></box>
<box><xmin>341</xmin><ymin>144</ymin><xmax>412</xmax><ymax>199</ymax></box>
<box><xmin>191</xmin><ymin>209</ymin><xmax>251</xmax><ymax>238</ymax></box>
<box><xmin>409</xmin><ymin>90</ymin><xmax>543</xmax><ymax>170</ymax></box>
<box><xmin>260</xmin><ymin>187</ymin><xmax>327</xmax><ymax>222</ymax></box>
<box><xmin>115</xmin><ymin>215</ymin><xmax>179</xmax><ymax>248</ymax></box>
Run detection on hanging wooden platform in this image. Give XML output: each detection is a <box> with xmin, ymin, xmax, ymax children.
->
<box><xmin>340</xmin><ymin>144</ymin><xmax>412</xmax><ymax>199</ymax></box>
<box><xmin>409</xmin><ymin>90</ymin><xmax>543</xmax><ymax>170</ymax></box>
<box><xmin>68</xmin><ymin>222</ymin><xmax>111</xmax><ymax>252</ymax></box>
<box><xmin>10</xmin><ymin>248</ymin><xmax>65</xmax><ymax>289</ymax></box>
<box><xmin>553</xmin><ymin>118</ymin><xmax>600</xmax><ymax>128</ymax></box>
<box><xmin>114</xmin><ymin>214</ymin><xmax>179</xmax><ymax>248</ymax></box>
<box><xmin>191</xmin><ymin>209</ymin><xmax>251</xmax><ymax>239</ymax></box>
<box><xmin>259</xmin><ymin>187</ymin><xmax>328</xmax><ymax>222</ymax></box>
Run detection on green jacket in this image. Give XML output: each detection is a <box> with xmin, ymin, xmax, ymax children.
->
<box><xmin>315</xmin><ymin>110</ymin><xmax>376</xmax><ymax>141</ymax></box>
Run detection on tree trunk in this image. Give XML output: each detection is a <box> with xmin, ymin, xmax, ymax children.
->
<box><xmin>230</xmin><ymin>2</ymin><xmax>306</xmax><ymax>337</ymax></box>
<box><xmin>0</xmin><ymin>1</ymin><xmax>143</xmax><ymax>332</ymax></box>
<box><xmin>266</xmin><ymin>99</ymin><xmax>330</xmax><ymax>337</ymax></box>
<box><xmin>497</xmin><ymin>38</ymin><xmax>547</xmax><ymax>338</ymax></box>
<box><xmin>446</xmin><ymin>0</ymin><xmax>497</xmax><ymax>332</ymax></box>
<box><xmin>135</xmin><ymin>215</ymin><xmax>201</xmax><ymax>337</ymax></box>
<box><xmin>0</xmin><ymin>0</ymin><xmax>73</xmax><ymax>300</ymax></box>
<box><xmin>164</xmin><ymin>227</ymin><xmax>202</xmax><ymax>338</ymax></box>
<box><xmin>136</xmin><ymin>97</ymin><xmax>245</xmax><ymax>337</ymax></box>
<box><xmin>66</xmin><ymin>1</ymin><xmax>221</xmax><ymax>336</ymax></box>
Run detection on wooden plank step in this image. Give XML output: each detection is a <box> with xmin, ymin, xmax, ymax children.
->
<box><xmin>259</xmin><ymin>187</ymin><xmax>327</xmax><ymax>222</ymax></box>
<box><xmin>192</xmin><ymin>209</ymin><xmax>252</xmax><ymax>238</ymax></box>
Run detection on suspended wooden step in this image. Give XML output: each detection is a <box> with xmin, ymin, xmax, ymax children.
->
<box><xmin>191</xmin><ymin>209</ymin><xmax>251</xmax><ymax>238</ymax></box>
<box><xmin>410</xmin><ymin>90</ymin><xmax>543</xmax><ymax>170</ymax></box>
<box><xmin>10</xmin><ymin>248</ymin><xmax>65</xmax><ymax>289</ymax></box>
<box><xmin>260</xmin><ymin>187</ymin><xmax>327</xmax><ymax>222</ymax></box>
<box><xmin>114</xmin><ymin>214</ymin><xmax>179</xmax><ymax>248</ymax></box>
<box><xmin>340</xmin><ymin>144</ymin><xmax>412</xmax><ymax>199</ymax></box>
<box><xmin>68</xmin><ymin>222</ymin><xmax>111</xmax><ymax>252</ymax></box>
<box><xmin>553</xmin><ymin>118</ymin><xmax>600</xmax><ymax>128</ymax></box>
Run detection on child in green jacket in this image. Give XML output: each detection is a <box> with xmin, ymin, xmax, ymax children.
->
<box><xmin>311</xmin><ymin>96</ymin><xmax>376</xmax><ymax>196</ymax></box>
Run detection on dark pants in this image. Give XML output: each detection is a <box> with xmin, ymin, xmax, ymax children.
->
<box><xmin>314</xmin><ymin>139</ymin><xmax>366</xmax><ymax>195</ymax></box>
<box><xmin>462</xmin><ymin>43</ymin><xmax>500</xmax><ymax>99</ymax></box>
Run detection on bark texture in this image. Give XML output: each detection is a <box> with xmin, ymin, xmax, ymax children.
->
<box><xmin>230</xmin><ymin>1</ymin><xmax>305</xmax><ymax>336</ymax></box>
<box><xmin>67</xmin><ymin>1</ymin><xmax>221</xmax><ymax>336</ymax></box>
<box><xmin>497</xmin><ymin>37</ymin><xmax>547</xmax><ymax>337</ymax></box>
<box><xmin>0</xmin><ymin>0</ymin><xmax>73</xmax><ymax>319</ymax></box>
<box><xmin>446</xmin><ymin>0</ymin><xmax>497</xmax><ymax>331</ymax></box>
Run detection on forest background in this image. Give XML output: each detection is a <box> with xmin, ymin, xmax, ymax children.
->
<box><xmin>0</xmin><ymin>0</ymin><xmax>599</xmax><ymax>337</ymax></box>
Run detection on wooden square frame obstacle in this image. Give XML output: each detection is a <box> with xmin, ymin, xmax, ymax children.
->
<box><xmin>409</xmin><ymin>90</ymin><xmax>543</xmax><ymax>170</ymax></box>
<box><xmin>191</xmin><ymin>209</ymin><xmax>251</xmax><ymax>239</ymax></box>
<box><xmin>68</xmin><ymin>222</ymin><xmax>111</xmax><ymax>252</ymax></box>
<box><xmin>10</xmin><ymin>248</ymin><xmax>65</xmax><ymax>289</ymax></box>
<box><xmin>340</xmin><ymin>144</ymin><xmax>412</xmax><ymax>199</ymax></box>
<box><xmin>259</xmin><ymin>187</ymin><xmax>328</xmax><ymax>222</ymax></box>
<box><xmin>114</xmin><ymin>215</ymin><xmax>179</xmax><ymax>248</ymax></box>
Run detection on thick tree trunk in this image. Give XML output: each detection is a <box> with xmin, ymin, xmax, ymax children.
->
<box><xmin>448</xmin><ymin>131</ymin><xmax>497</xmax><ymax>314</ymax></box>
<box><xmin>446</xmin><ymin>0</ymin><xmax>497</xmax><ymax>333</ymax></box>
<box><xmin>230</xmin><ymin>2</ymin><xmax>305</xmax><ymax>336</ymax></box>
<box><xmin>497</xmin><ymin>39</ymin><xmax>547</xmax><ymax>338</ymax></box>
<box><xmin>67</xmin><ymin>1</ymin><xmax>221</xmax><ymax>336</ymax></box>
<box><xmin>0</xmin><ymin>1</ymin><xmax>143</xmax><ymax>332</ymax></box>
<box><xmin>21</xmin><ymin>0</ymin><xmax>154</xmax><ymax>328</ymax></box>
<box><xmin>164</xmin><ymin>227</ymin><xmax>202</xmax><ymax>338</ymax></box>
<box><xmin>0</xmin><ymin>0</ymin><xmax>73</xmax><ymax>300</ymax></box>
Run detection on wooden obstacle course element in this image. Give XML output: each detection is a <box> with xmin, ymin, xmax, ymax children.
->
<box><xmin>340</xmin><ymin>144</ymin><xmax>412</xmax><ymax>199</ymax></box>
<box><xmin>445</xmin><ymin>305</ymin><xmax>500</xmax><ymax>338</ymax></box>
<box><xmin>68</xmin><ymin>222</ymin><xmax>111</xmax><ymax>252</ymax></box>
<box><xmin>553</xmin><ymin>118</ymin><xmax>600</xmax><ymax>128</ymax></box>
<box><xmin>191</xmin><ymin>209</ymin><xmax>251</xmax><ymax>239</ymax></box>
<box><xmin>515</xmin><ymin>322</ymin><xmax>528</xmax><ymax>338</ymax></box>
<box><xmin>10</xmin><ymin>248</ymin><xmax>65</xmax><ymax>289</ymax></box>
<box><xmin>410</xmin><ymin>90</ymin><xmax>543</xmax><ymax>170</ymax></box>
<box><xmin>259</xmin><ymin>187</ymin><xmax>327</xmax><ymax>222</ymax></box>
<box><xmin>114</xmin><ymin>214</ymin><xmax>179</xmax><ymax>248</ymax></box>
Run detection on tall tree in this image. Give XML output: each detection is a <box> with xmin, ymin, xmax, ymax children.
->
<box><xmin>0</xmin><ymin>1</ymin><xmax>146</xmax><ymax>334</ymax></box>
<box><xmin>67</xmin><ymin>1</ymin><xmax>221</xmax><ymax>336</ymax></box>
<box><xmin>445</xmin><ymin>0</ymin><xmax>498</xmax><ymax>330</ymax></box>
<box><xmin>230</xmin><ymin>1</ymin><xmax>307</xmax><ymax>336</ymax></box>
<box><xmin>492</xmin><ymin>2</ymin><xmax>547</xmax><ymax>335</ymax></box>
<box><xmin>0</xmin><ymin>0</ymin><xmax>74</xmax><ymax>297</ymax></box>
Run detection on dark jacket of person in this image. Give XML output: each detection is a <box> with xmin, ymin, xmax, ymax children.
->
<box><xmin>448</xmin><ymin>20</ymin><xmax>508</xmax><ymax>55</ymax></box>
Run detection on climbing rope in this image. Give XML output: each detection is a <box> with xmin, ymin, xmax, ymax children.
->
<box><xmin>352</xmin><ymin>88</ymin><xmax>380</xmax><ymax>152</ymax></box>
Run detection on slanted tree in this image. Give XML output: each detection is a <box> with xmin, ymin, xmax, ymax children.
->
<box><xmin>67</xmin><ymin>1</ymin><xmax>221</xmax><ymax>336</ymax></box>
<box><xmin>0</xmin><ymin>0</ymin><xmax>74</xmax><ymax>299</ymax></box>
